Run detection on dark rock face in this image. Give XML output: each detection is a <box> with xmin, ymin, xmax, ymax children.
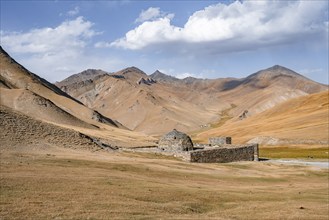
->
<box><xmin>239</xmin><ymin>110</ymin><xmax>248</xmax><ymax>120</ymax></box>
<box><xmin>137</xmin><ymin>77</ymin><xmax>156</xmax><ymax>85</ymax></box>
<box><xmin>158</xmin><ymin>129</ymin><xmax>193</xmax><ymax>152</ymax></box>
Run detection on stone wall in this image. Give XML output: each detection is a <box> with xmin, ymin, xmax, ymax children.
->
<box><xmin>190</xmin><ymin>144</ymin><xmax>258</xmax><ymax>163</ymax></box>
<box><xmin>209</xmin><ymin>137</ymin><xmax>232</xmax><ymax>145</ymax></box>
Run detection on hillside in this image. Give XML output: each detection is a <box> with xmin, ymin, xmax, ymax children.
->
<box><xmin>57</xmin><ymin>65</ymin><xmax>327</xmax><ymax>135</ymax></box>
<box><xmin>0</xmin><ymin>105</ymin><xmax>100</xmax><ymax>151</ymax></box>
<box><xmin>0</xmin><ymin>88</ymin><xmax>96</xmax><ymax>129</ymax></box>
<box><xmin>195</xmin><ymin>91</ymin><xmax>329</xmax><ymax>144</ymax></box>
<box><xmin>0</xmin><ymin>46</ymin><xmax>122</xmax><ymax>128</ymax></box>
<box><xmin>56</xmin><ymin>67</ymin><xmax>222</xmax><ymax>134</ymax></box>
<box><xmin>0</xmin><ymin>46</ymin><xmax>156</xmax><ymax>147</ymax></box>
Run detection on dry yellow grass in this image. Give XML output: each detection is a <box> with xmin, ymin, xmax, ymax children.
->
<box><xmin>1</xmin><ymin>147</ymin><xmax>328</xmax><ymax>220</ymax></box>
<box><xmin>196</xmin><ymin>91</ymin><xmax>329</xmax><ymax>144</ymax></box>
<box><xmin>259</xmin><ymin>145</ymin><xmax>329</xmax><ymax>159</ymax></box>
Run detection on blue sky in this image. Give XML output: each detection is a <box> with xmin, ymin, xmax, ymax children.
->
<box><xmin>1</xmin><ymin>0</ymin><xmax>328</xmax><ymax>84</ymax></box>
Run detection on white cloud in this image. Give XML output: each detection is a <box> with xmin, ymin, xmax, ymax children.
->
<box><xmin>0</xmin><ymin>17</ymin><xmax>123</xmax><ymax>82</ymax></box>
<box><xmin>135</xmin><ymin>7</ymin><xmax>174</xmax><ymax>23</ymax></box>
<box><xmin>109</xmin><ymin>0</ymin><xmax>328</xmax><ymax>53</ymax></box>
<box><xmin>1</xmin><ymin>16</ymin><xmax>98</xmax><ymax>54</ymax></box>
<box><xmin>67</xmin><ymin>6</ymin><xmax>80</xmax><ymax>17</ymax></box>
<box><xmin>175</xmin><ymin>72</ymin><xmax>204</xmax><ymax>79</ymax></box>
<box><xmin>135</xmin><ymin>7</ymin><xmax>161</xmax><ymax>23</ymax></box>
<box><xmin>157</xmin><ymin>68</ymin><xmax>203</xmax><ymax>79</ymax></box>
<box><xmin>110</xmin><ymin>16</ymin><xmax>180</xmax><ymax>50</ymax></box>
<box><xmin>94</xmin><ymin>41</ymin><xmax>111</xmax><ymax>48</ymax></box>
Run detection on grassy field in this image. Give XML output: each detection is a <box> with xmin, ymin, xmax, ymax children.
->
<box><xmin>259</xmin><ymin>145</ymin><xmax>329</xmax><ymax>159</ymax></box>
<box><xmin>0</xmin><ymin>148</ymin><xmax>328</xmax><ymax>220</ymax></box>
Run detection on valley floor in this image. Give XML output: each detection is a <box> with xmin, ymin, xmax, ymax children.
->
<box><xmin>0</xmin><ymin>146</ymin><xmax>328</xmax><ymax>220</ymax></box>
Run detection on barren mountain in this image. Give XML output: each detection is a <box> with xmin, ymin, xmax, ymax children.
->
<box><xmin>0</xmin><ymin>46</ymin><xmax>120</xmax><ymax>128</ymax></box>
<box><xmin>57</xmin><ymin>65</ymin><xmax>327</xmax><ymax>135</ymax></box>
<box><xmin>56</xmin><ymin>67</ymin><xmax>224</xmax><ymax>134</ymax></box>
<box><xmin>0</xmin><ymin>46</ymin><xmax>155</xmax><ymax>147</ymax></box>
<box><xmin>150</xmin><ymin>70</ymin><xmax>181</xmax><ymax>84</ymax></box>
<box><xmin>57</xmin><ymin>69</ymin><xmax>109</xmax><ymax>86</ymax></box>
<box><xmin>195</xmin><ymin>90</ymin><xmax>329</xmax><ymax>145</ymax></box>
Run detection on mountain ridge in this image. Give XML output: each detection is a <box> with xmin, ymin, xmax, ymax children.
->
<box><xmin>0</xmin><ymin>46</ymin><xmax>81</xmax><ymax>104</ymax></box>
<box><xmin>56</xmin><ymin>64</ymin><xmax>327</xmax><ymax>135</ymax></box>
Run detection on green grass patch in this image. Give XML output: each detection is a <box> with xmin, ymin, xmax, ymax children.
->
<box><xmin>260</xmin><ymin>147</ymin><xmax>329</xmax><ymax>159</ymax></box>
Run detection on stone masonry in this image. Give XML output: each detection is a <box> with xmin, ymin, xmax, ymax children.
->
<box><xmin>209</xmin><ymin>137</ymin><xmax>232</xmax><ymax>145</ymax></box>
<box><xmin>158</xmin><ymin>129</ymin><xmax>194</xmax><ymax>152</ymax></box>
<box><xmin>157</xmin><ymin>129</ymin><xmax>259</xmax><ymax>163</ymax></box>
<box><xmin>190</xmin><ymin>144</ymin><xmax>259</xmax><ymax>163</ymax></box>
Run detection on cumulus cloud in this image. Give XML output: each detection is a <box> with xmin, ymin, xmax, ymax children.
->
<box><xmin>0</xmin><ymin>17</ymin><xmax>122</xmax><ymax>82</ymax></box>
<box><xmin>1</xmin><ymin>16</ymin><xmax>98</xmax><ymax>55</ymax></box>
<box><xmin>109</xmin><ymin>0</ymin><xmax>328</xmax><ymax>53</ymax></box>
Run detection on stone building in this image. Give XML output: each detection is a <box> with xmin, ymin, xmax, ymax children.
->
<box><xmin>209</xmin><ymin>137</ymin><xmax>232</xmax><ymax>145</ymax></box>
<box><xmin>158</xmin><ymin>129</ymin><xmax>194</xmax><ymax>152</ymax></box>
<box><xmin>157</xmin><ymin>130</ymin><xmax>259</xmax><ymax>163</ymax></box>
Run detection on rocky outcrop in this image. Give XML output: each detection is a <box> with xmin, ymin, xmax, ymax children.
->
<box><xmin>239</xmin><ymin>110</ymin><xmax>248</xmax><ymax>120</ymax></box>
<box><xmin>137</xmin><ymin>77</ymin><xmax>156</xmax><ymax>85</ymax></box>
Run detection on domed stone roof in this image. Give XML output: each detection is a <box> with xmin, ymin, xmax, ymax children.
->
<box><xmin>158</xmin><ymin>129</ymin><xmax>194</xmax><ymax>152</ymax></box>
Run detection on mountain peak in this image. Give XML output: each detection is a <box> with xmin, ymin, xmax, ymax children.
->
<box><xmin>112</xmin><ymin>66</ymin><xmax>147</xmax><ymax>82</ymax></box>
<box><xmin>237</xmin><ymin>64</ymin><xmax>327</xmax><ymax>93</ymax></box>
<box><xmin>120</xmin><ymin>66</ymin><xmax>147</xmax><ymax>75</ymax></box>
<box><xmin>57</xmin><ymin>69</ymin><xmax>109</xmax><ymax>87</ymax></box>
<box><xmin>250</xmin><ymin>65</ymin><xmax>306</xmax><ymax>80</ymax></box>
<box><xmin>150</xmin><ymin>70</ymin><xmax>179</xmax><ymax>83</ymax></box>
<box><xmin>266</xmin><ymin>65</ymin><xmax>295</xmax><ymax>72</ymax></box>
<box><xmin>153</xmin><ymin>70</ymin><xmax>163</xmax><ymax>75</ymax></box>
